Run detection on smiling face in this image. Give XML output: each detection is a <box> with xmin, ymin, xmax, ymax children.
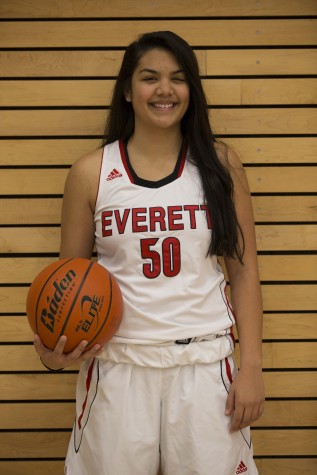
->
<box><xmin>125</xmin><ymin>48</ymin><xmax>190</xmax><ymax>135</ymax></box>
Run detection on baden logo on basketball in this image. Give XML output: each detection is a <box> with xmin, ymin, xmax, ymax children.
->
<box><xmin>40</xmin><ymin>269</ymin><xmax>77</xmax><ymax>333</ymax></box>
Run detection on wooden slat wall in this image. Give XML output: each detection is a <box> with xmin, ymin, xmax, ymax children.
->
<box><xmin>0</xmin><ymin>1</ymin><xmax>316</xmax><ymax>474</ymax></box>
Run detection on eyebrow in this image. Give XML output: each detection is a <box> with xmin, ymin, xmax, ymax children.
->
<box><xmin>138</xmin><ymin>68</ymin><xmax>184</xmax><ymax>75</ymax></box>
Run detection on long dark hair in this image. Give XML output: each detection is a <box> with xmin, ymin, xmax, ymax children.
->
<box><xmin>101</xmin><ymin>31</ymin><xmax>244</xmax><ymax>262</ymax></box>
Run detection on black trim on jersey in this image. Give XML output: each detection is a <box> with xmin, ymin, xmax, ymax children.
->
<box><xmin>121</xmin><ymin>141</ymin><xmax>187</xmax><ymax>188</ymax></box>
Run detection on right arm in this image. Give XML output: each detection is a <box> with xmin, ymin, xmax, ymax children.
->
<box><xmin>34</xmin><ymin>149</ymin><xmax>104</xmax><ymax>369</ymax></box>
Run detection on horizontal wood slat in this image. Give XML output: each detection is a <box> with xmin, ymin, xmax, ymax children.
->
<box><xmin>1</xmin><ymin>166</ymin><xmax>317</xmax><ymax>195</ymax></box>
<box><xmin>1</xmin><ymin>255</ymin><xmax>316</xmax><ymax>283</ymax></box>
<box><xmin>2</xmin><ymin>79</ymin><xmax>317</xmax><ymax>107</ymax></box>
<box><xmin>1</xmin><ymin>224</ymin><xmax>316</xmax><ymax>253</ymax></box>
<box><xmin>0</xmin><ymin>138</ymin><xmax>316</xmax><ymax>166</ymax></box>
<box><xmin>2</xmin><ymin>108</ymin><xmax>316</xmax><ymax>136</ymax></box>
<box><xmin>2</xmin><ymin>49</ymin><xmax>317</xmax><ymax>78</ymax></box>
<box><xmin>1</xmin><ymin>284</ymin><xmax>315</xmax><ymax>313</ymax></box>
<box><xmin>0</xmin><ymin>459</ymin><xmax>316</xmax><ymax>475</ymax></box>
<box><xmin>1</xmin><ymin>196</ymin><xmax>316</xmax><ymax>225</ymax></box>
<box><xmin>1</xmin><ymin>342</ymin><xmax>317</xmax><ymax>371</ymax></box>
<box><xmin>1</xmin><ymin>400</ymin><xmax>315</xmax><ymax>430</ymax></box>
<box><xmin>0</xmin><ymin>371</ymin><xmax>315</xmax><ymax>400</ymax></box>
<box><xmin>0</xmin><ymin>430</ymin><xmax>315</xmax><ymax>458</ymax></box>
<box><xmin>1</xmin><ymin>0</ymin><xmax>317</xmax><ymax>18</ymax></box>
<box><xmin>2</xmin><ymin>313</ymin><xmax>316</xmax><ymax>342</ymax></box>
<box><xmin>1</xmin><ymin>20</ymin><xmax>317</xmax><ymax>48</ymax></box>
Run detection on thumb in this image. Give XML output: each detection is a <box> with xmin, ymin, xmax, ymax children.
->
<box><xmin>225</xmin><ymin>385</ymin><xmax>235</xmax><ymax>415</ymax></box>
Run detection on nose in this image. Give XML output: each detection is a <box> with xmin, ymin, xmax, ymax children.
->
<box><xmin>156</xmin><ymin>79</ymin><xmax>173</xmax><ymax>95</ymax></box>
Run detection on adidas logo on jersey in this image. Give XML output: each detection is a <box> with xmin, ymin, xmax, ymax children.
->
<box><xmin>106</xmin><ymin>168</ymin><xmax>122</xmax><ymax>181</ymax></box>
<box><xmin>236</xmin><ymin>461</ymin><xmax>248</xmax><ymax>473</ymax></box>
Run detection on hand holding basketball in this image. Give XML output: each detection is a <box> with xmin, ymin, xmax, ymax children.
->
<box><xmin>27</xmin><ymin>258</ymin><xmax>124</xmax><ymax>355</ymax></box>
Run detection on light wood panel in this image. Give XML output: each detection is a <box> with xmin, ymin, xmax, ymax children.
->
<box><xmin>0</xmin><ymin>371</ymin><xmax>315</xmax><ymax>400</ymax></box>
<box><xmin>259</xmin><ymin>459</ymin><xmax>317</xmax><ymax>475</ymax></box>
<box><xmin>1</xmin><ymin>255</ymin><xmax>316</xmax><ymax>283</ymax></box>
<box><xmin>1</xmin><ymin>137</ymin><xmax>316</xmax><ymax>166</ymax></box>
<box><xmin>2</xmin><ymin>313</ymin><xmax>316</xmax><ymax>342</ymax></box>
<box><xmin>1</xmin><ymin>0</ymin><xmax>316</xmax><ymax>17</ymax></box>
<box><xmin>0</xmin><ymin>429</ymin><xmax>315</xmax><ymax>458</ymax></box>
<box><xmin>2</xmin><ymin>108</ymin><xmax>317</xmax><ymax>136</ymax></box>
<box><xmin>2</xmin><ymin>166</ymin><xmax>317</xmax><ymax>195</ymax></box>
<box><xmin>1</xmin><ymin>224</ymin><xmax>316</xmax><ymax>253</ymax></box>
<box><xmin>206</xmin><ymin>49</ymin><xmax>317</xmax><ymax>76</ymax></box>
<box><xmin>0</xmin><ymin>461</ymin><xmax>64</xmax><ymax>475</ymax></box>
<box><xmin>1</xmin><ymin>284</ymin><xmax>315</xmax><ymax>313</ymax></box>
<box><xmin>2</xmin><ymin>49</ymin><xmax>317</xmax><ymax>78</ymax></box>
<box><xmin>1</xmin><ymin>400</ymin><xmax>315</xmax><ymax>430</ymax></box>
<box><xmin>2</xmin><ymin>78</ymin><xmax>317</xmax><ymax>107</ymax></box>
<box><xmin>1</xmin><ymin>459</ymin><xmax>316</xmax><ymax>475</ymax></box>
<box><xmin>1</xmin><ymin>342</ymin><xmax>316</xmax><ymax>372</ymax></box>
<box><xmin>1</xmin><ymin>196</ymin><xmax>316</xmax><ymax>225</ymax></box>
<box><xmin>1</xmin><ymin>20</ymin><xmax>317</xmax><ymax>48</ymax></box>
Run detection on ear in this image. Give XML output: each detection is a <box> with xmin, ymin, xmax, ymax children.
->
<box><xmin>125</xmin><ymin>89</ymin><xmax>132</xmax><ymax>102</ymax></box>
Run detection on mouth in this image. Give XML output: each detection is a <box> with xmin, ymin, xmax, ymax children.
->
<box><xmin>150</xmin><ymin>102</ymin><xmax>177</xmax><ymax>111</ymax></box>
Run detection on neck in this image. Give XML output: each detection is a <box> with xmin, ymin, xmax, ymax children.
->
<box><xmin>128</xmin><ymin>126</ymin><xmax>183</xmax><ymax>162</ymax></box>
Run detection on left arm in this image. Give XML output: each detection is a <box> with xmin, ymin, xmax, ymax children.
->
<box><xmin>223</xmin><ymin>146</ymin><xmax>265</xmax><ymax>432</ymax></box>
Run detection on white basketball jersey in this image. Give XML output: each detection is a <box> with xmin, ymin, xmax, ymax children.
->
<box><xmin>94</xmin><ymin>140</ymin><xmax>235</xmax><ymax>344</ymax></box>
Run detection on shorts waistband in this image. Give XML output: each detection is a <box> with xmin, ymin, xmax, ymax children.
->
<box><xmin>97</xmin><ymin>334</ymin><xmax>234</xmax><ymax>368</ymax></box>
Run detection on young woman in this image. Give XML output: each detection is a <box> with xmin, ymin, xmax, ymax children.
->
<box><xmin>34</xmin><ymin>31</ymin><xmax>265</xmax><ymax>475</ymax></box>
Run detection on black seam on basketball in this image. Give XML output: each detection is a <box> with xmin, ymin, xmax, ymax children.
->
<box><xmin>34</xmin><ymin>258</ymin><xmax>74</xmax><ymax>333</ymax></box>
<box><xmin>58</xmin><ymin>260</ymin><xmax>95</xmax><ymax>339</ymax></box>
<box><xmin>86</xmin><ymin>272</ymin><xmax>114</xmax><ymax>348</ymax></box>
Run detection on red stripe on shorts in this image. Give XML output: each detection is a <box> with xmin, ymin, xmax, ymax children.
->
<box><xmin>77</xmin><ymin>359</ymin><xmax>95</xmax><ymax>430</ymax></box>
<box><xmin>225</xmin><ymin>356</ymin><xmax>233</xmax><ymax>384</ymax></box>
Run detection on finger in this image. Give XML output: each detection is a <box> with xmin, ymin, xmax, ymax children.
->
<box><xmin>230</xmin><ymin>407</ymin><xmax>244</xmax><ymax>432</ymax></box>
<box><xmin>225</xmin><ymin>387</ymin><xmax>235</xmax><ymax>416</ymax></box>
<box><xmin>54</xmin><ymin>335</ymin><xmax>68</xmax><ymax>354</ymax></box>
<box><xmin>67</xmin><ymin>340</ymin><xmax>89</xmax><ymax>360</ymax></box>
<box><xmin>81</xmin><ymin>344</ymin><xmax>102</xmax><ymax>360</ymax></box>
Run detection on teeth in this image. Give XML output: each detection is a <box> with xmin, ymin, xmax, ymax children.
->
<box><xmin>153</xmin><ymin>103</ymin><xmax>174</xmax><ymax>109</ymax></box>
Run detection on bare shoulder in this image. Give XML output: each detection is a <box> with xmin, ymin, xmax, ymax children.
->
<box><xmin>64</xmin><ymin>147</ymin><xmax>103</xmax><ymax>205</ymax></box>
<box><xmin>69</xmin><ymin>147</ymin><xmax>103</xmax><ymax>180</ymax></box>
<box><xmin>214</xmin><ymin>140</ymin><xmax>243</xmax><ymax>170</ymax></box>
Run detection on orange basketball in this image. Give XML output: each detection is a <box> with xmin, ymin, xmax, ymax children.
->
<box><xmin>26</xmin><ymin>258</ymin><xmax>123</xmax><ymax>353</ymax></box>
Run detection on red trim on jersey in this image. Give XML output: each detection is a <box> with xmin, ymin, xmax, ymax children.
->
<box><xmin>119</xmin><ymin>140</ymin><xmax>135</xmax><ymax>183</ymax></box>
<box><xmin>77</xmin><ymin>358</ymin><xmax>95</xmax><ymax>430</ymax></box>
<box><xmin>225</xmin><ymin>356</ymin><xmax>233</xmax><ymax>384</ymax></box>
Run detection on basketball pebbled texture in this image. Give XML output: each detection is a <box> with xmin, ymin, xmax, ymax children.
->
<box><xmin>26</xmin><ymin>258</ymin><xmax>123</xmax><ymax>353</ymax></box>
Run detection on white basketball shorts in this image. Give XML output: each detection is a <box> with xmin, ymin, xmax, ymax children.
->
<box><xmin>65</xmin><ymin>337</ymin><xmax>258</xmax><ymax>475</ymax></box>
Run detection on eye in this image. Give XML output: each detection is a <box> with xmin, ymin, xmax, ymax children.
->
<box><xmin>142</xmin><ymin>76</ymin><xmax>157</xmax><ymax>82</ymax></box>
<box><xmin>172</xmin><ymin>77</ymin><xmax>186</xmax><ymax>83</ymax></box>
